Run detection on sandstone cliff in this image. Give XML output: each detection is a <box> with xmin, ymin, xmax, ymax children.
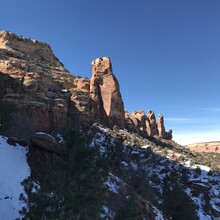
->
<box><xmin>186</xmin><ymin>141</ymin><xmax>220</xmax><ymax>153</ymax></box>
<box><xmin>0</xmin><ymin>30</ymin><xmax>171</xmax><ymax>140</ymax></box>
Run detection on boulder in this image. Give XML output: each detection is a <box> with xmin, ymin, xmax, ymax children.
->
<box><xmin>30</xmin><ymin>133</ymin><xmax>60</xmax><ymax>155</ymax></box>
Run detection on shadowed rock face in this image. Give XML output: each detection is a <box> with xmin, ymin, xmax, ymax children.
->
<box><xmin>90</xmin><ymin>57</ymin><xmax>125</xmax><ymax>128</ymax></box>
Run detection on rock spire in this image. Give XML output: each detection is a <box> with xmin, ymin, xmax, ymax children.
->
<box><xmin>90</xmin><ymin>57</ymin><xmax>125</xmax><ymax>128</ymax></box>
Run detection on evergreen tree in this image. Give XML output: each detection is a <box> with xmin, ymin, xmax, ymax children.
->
<box><xmin>115</xmin><ymin>196</ymin><xmax>138</xmax><ymax>220</ymax></box>
<box><xmin>20</xmin><ymin>127</ymin><xmax>106</xmax><ymax>220</ymax></box>
<box><xmin>161</xmin><ymin>176</ymin><xmax>198</xmax><ymax>220</ymax></box>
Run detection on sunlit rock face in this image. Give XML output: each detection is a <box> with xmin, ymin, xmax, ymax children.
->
<box><xmin>90</xmin><ymin>57</ymin><xmax>125</xmax><ymax>128</ymax></box>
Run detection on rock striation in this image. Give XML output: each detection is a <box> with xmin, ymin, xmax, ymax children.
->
<box><xmin>0</xmin><ymin>30</ymin><xmax>171</xmax><ymax>139</ymax></box>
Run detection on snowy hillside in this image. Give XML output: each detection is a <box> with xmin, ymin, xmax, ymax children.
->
<box><xmin>0</xmin><ymin>136</ymin><xmax>30</xmax><ymax>220</ymax></box>
<box><xmin>0</xmin><ymin>125</ymin><xmax>219</xmax><ymax>219</ymax></box>
<box><xmin>90</xmin><ymin>126</ymin><xmax>220</xmax><ymax>220</ymax></box>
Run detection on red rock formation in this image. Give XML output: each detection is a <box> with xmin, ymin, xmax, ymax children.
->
<box><xmin>0</xmin><ymin>30</ymin><xmax>172</xmax><ymax>139</ymax></box>
<box><xmin>157</xmin><ymin>114</ymin><xmax>165</xmax><ymax>138</ymax></box>
<box><xmin>147</xmin><ymin>110</ymin><xmax>158</xmax><ymax>136</ymax></box>
<box><xmin>125</xmin><ymin>110</ymin><xmax>144</xmax><ymax>133</ymax></box>
<box><xmin>126</xmin><ymin>109</ymin><xmax>172</xmax><ymax>140</ymax></box>
<box><xmin>0</xmin><ymin>31</ymin><xmax>126</xmax><ymax>131</ymax></box>
<box><xmin>0</xmin><ymin>30</ymin><xmax>89</xmax><ymax>131</ymax></box>
<box><xmin>90</xmin><ymin>57</ymin><xmax>125</xmax><ymax>128</ymax></box>
<box><xmin>130</xmin><ymin>110</ymin><xmax>148</xmax><ymax>134</ymax></box>
<box><xmin>131</xmin><ymin>111</ymin><xmax>147</xmax><ymax>129</ymax></box>
<box><xmin>186</xmin><ymin>141</ymin><xmax>220</xmax><ymax>153</ymax></box>
<box><xmin>125</xmin><ymin>110</ymin><xmax>135</xmax><ymax>131</ymax></box>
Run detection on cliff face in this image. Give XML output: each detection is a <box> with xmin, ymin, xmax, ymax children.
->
<box><xmin>0</xmin><ymin>30</ymin><xmax>171</xmax><ymax>139</ymax></box>
<box><xmin>0</xmin><ymin>30</ymin><xmax>71</xmax><ymax>131</ymax></box>
<box><xmin>186</xmin><ymin>141</ymin><xmax>220</xmax><ymax>153</ymax></box>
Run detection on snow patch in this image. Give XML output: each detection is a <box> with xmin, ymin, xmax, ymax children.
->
<box><xmin>153</xmin><ymin>206</ymin><xmax>164</xmax><ymax>220</ymax></box>
<box><xmin>0</xmin><ymin>136</ymin><xmax>30</xmax><ymax>220</ymax></box>
<box><xmin>100</xmin><ymin>205</ymin><xmax>115</xmax><ymax>219</ymax></box>
<box><xmin>104</xmin><ymin>173</ymin><xmax>122</xmax><ymax>194</ymax></box>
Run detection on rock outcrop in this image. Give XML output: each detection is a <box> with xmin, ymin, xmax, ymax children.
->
<box><xmin>125</xmin><ymin>110</ymin><xmax>172</xmax><ymax>140</ymax></box>
<box><xmin>0</xmin><ymin>30</ymin><xmax>74</xmax><ymax>131</ymax></box>
<box><xmin>131</xmin><ymin>111</ymin><xmax>147</xmax><ymax>133</ymax></box>
<box><xmin>90</xmin><ymin>57</ymin><xmax>125</xmax><ymax>128</ymax></box>
<box><xmin>0</xmin><ymin>30</ymin><xmax>171</xmax><ymax>139</ymax></box>
<box><xmin>157</xmin><ymin>114</ymin><xmax>165</xmax><ymax>138</ymax></box>
<box><xmin>147</xmin><ymin>110</ymin><xmax>158</xmax><ymax>136</ymax></box>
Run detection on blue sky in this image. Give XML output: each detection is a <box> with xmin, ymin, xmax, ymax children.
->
<box><xmin>1</xmin><ymin>0</ymin><xmax>220</xmax><ymax>144</ymax></box>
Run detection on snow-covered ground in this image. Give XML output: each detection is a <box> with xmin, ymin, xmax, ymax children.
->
<box><xmin>0</xmin><ymin>136</ymin><xmax>30</xmax><ymax>220</ymax></box>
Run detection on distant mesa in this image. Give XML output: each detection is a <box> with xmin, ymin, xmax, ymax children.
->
<box><xmin>186</xmin><ymin>141</ymin><xmax>220</xmax><ymax>153</ymax></box>
<box><xmin>0</xmin><ymin>30</ymin><xmax>171</xmax><ymax>140</ymax></box>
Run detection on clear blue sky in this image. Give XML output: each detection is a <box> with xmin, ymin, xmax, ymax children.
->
<box><xmin>1</xmin><ymin>0</ymin><xmax>220</xmax><ymax>144</ymax></box>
